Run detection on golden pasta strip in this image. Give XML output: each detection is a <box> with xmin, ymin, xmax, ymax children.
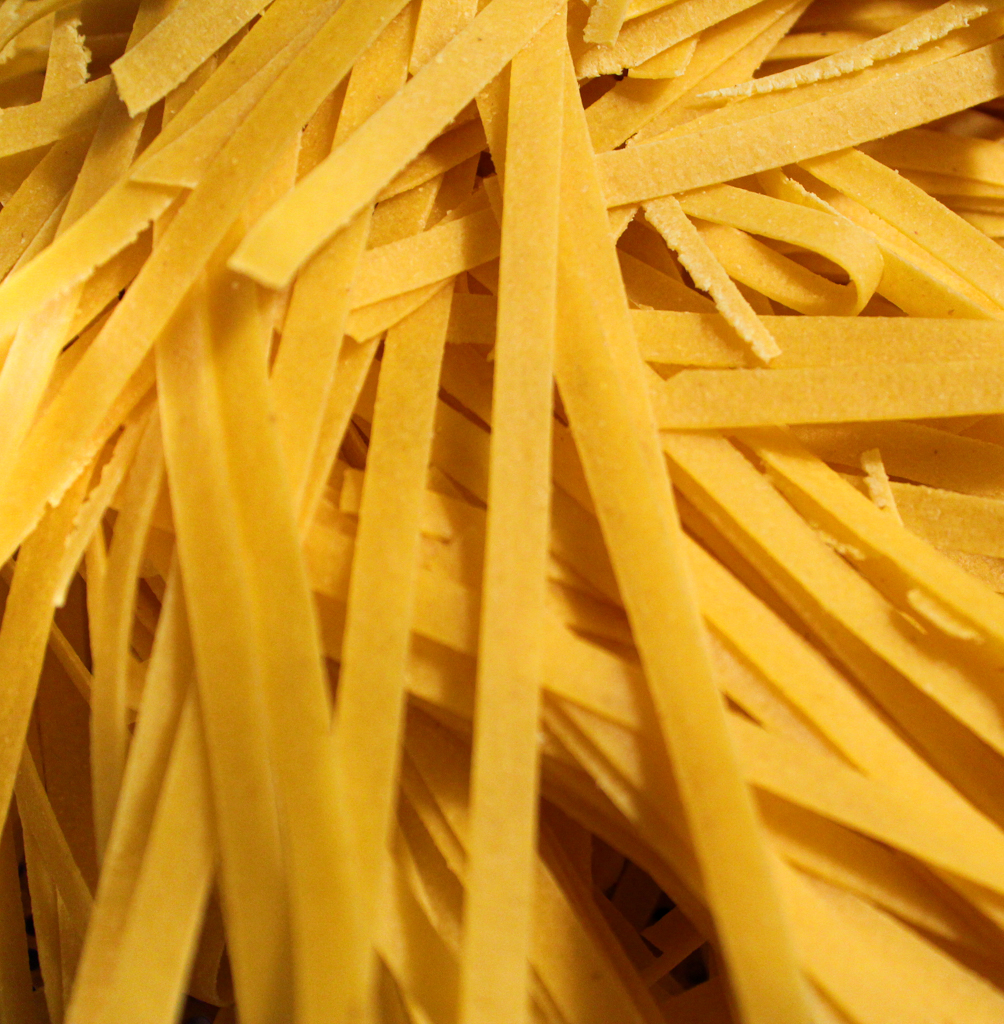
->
<box><xmin>152</xmin><ymin>0</ymin><xmax>346</xmax><ymax>144</ymax></box>
<box><xmin>535</xmin><ymin>829</ymin><xmax>664</xmax><ymax>1024</ymax></box>
<box><xmin>298</xmin><ymin>336</ymin><xmax>382</xmax><ymax>531</ymax></box>
<box><xmin>900</xmin><ymin>168</ymin><xmax>1004</xmax><ymax>199</ymax></box>
<box><xmin>111</xmin><ymin>0</ymin><xmax>271</xmax><ymax>115</ymax></box>
<box><xmin>554</xmin><ymin>58</ymin><xmax>810</xmax><ymax>1024</ymax></box>
<box><xmin>677</xmin><ymin>183</ymin><xmax>883</xmax><ymax>314</ymax></box>
<box><xmin>0</xmin><ymin>76</ymin><xmax>110</xmax><ymax>158</ymax></box>
<box><xmin>0</xmin><ymin>180</ymin><xmax>179</xmax><ymax>338</ymax></box>
<box><xmin>653</xmin><ymin>360</ymin><xmax>1004</xmax><ymax>429</ymax></box>
<box><xmin>83</xmin><ymin>692</ymin><xmax>214</xmax><ymax>1024</ymax></box>
<box><xmin>0</xmin><ymin>297</ymin><xmax>77</xmax><ymax>483</ymax></box>
<box><xmin>767</xmin><ymin>28</ymin><xmax>876</xmax><ymax>58</ymax></box>
<box><xmin>0</xmin><ymin>0</ymin><xmax>168</xmax><ymax>542</ymax></box>
<box><xmin>42</xmin><ymin>5</ymin><xmax>89</xmax><ymax>99</ymax></box>
<box><xmin>65</xmin><ymin>234</ymin><xmax>150</xmax><ymax>341</ymax></box>
<box><xmin>332</xmin><ymin>282</ymin><xmax>453</xmax><ymax>939</ymax></box>
<box><xmin>792</xmin><ymin>420</ymin><xmax>1004</xmax><ymax>498</ymax></box>
<box><xmin>65</xmin><ymin>567</ymin><xmax>194</xmax><ymax>1024</ymax></box>
<box><xmin>0</xmin><ymin>0</ymin><xmax>78</xmax><ymax>52</ymax></box>
<box><xmin>628</xmin><ymin>0</ymin><xmax>812</xmax><ymax>142</ymax></box>
<box><xmin>377</xmin><ymin>119</ymin><xmax>488</xmax><ymax>202</ymax></box>
<box><xmin>653</xmin><ymin>3</ymin><xmax>1004</xmax><ymax>145</ymax></box>
<box><xmin>3</xmin><ymin>2</ymin><xmax>170</xmax><ymax>476</ymax></box>
<box><xmin>564</xmin><ymin>688</ymin><xmax>1004</xmax><ymax>912</ymax></box>
<box><xmin>562</xmin><ymin>645</ymin><xmax>1004</xmax><ymax>921</ymax></box>
<box><xmin>890</xmin><ymin>481</ymin><xmax>1004</xmax><ymax>556</ymax></box>
<box><xmin>300</xmin><ymin>177</ymin><xmax>443</xmax><ymax>530</ymax></box>
<box><xmin>709</xmin><ymin>0</ymin><xmax>1000</xmax><ymax>98</ymax></box>
<box><xmin>760</xmin><ymin>799</ymin><xmax>993</xmax><ymax>956</ymax></box>
<box><xmin>446</xmin><ymin>291</ymin><xmax>498</xmax><ymax>344</ymax></box>
<box><xmin>560</xmin><ymin>691</ymin><xmax>1004</xmax><ymax>1022</ymax></box>
<box><xmin>0</xmin><ymin>470</ymin><xmax>88</xmax><ymax>834</ymax></box>
<box><xmin>272</xmin><ymin>3</ymin><xmax>416</xmax><ymax>521</ymax></box>
<box><xmin>14</xmin><ymin>748</ymin><xmax>91</xmax><ymax>938</ymax></box>
<box><xmin>632</xmin><ymin>311</ymin><xmax>1004</xmax><ymax>367</ymax></box>
<box><xmin>643</xmin><ymin>195</ymin><xmax>781</xmax><ymax>361</ymax></box>
<box><xmin>353</xmin><ymin>207</ymin><xmax>499</xmax><ymax>307</ymax></box>
<box><xmin>404</xmin><ymin>708</ymin><xmax>666</xmax><ymax>1024</ymax></box>
<box><xmin>157</xmin><ymin>279</ymin><xmax>294</xmax><ymax>1024</ymax></box>
<box><xmin>89</xmin><ymin>414</ymin><xmax>163</xmax><ymax>861</ymax></box>
<box><xmin>784</xmin><ymin>868</ymin><xmax>1004</xmax><ymax>1024</ymax></box>
<box><xmin>598</xmin><ymin>39</ymin><xmax>1004</xmax><ymax>206</ymax></box>
<box><xmin>22</xmin><ymin>833</ymin><xmax>63</xmax><ymax>1024</ymax></box>
<box><xmin>700</xmin><ymin>222</ymin><xmax>851</xmax><ymax>316</ymax></box>
<box><xmin>802</xmin><ymin>147</ymin><xmax>1004</xmax><ymax>311</ymax></box>
<box><xmin>52</xmin><ymin>406</ymin><xmax>151</xmax><ymax>604</ymax></box>
<box><xmin>802</xmin><ymin>174</ymin><xmax>1004</xmax><ymax>318</ymax></box>
<box><xmin>684</xmin><ymin>536</ymin><xmax>986</xmax><ymax>816</ymax></box>
<box><xmin>625</xmin><ymin>0</ymin><xmax>679</xmax><ymax>17</ymax></box>
<box><xmin>376</xmin><ymin>833</ymin><xmax>461</xmax><ymax>1024</ymax></box>
<box><xmin>864</xmin><ymin>126</ymin><xmax>1004</xmax><ymax>187</ymax></box>
<box><xmin>231</xmin><ymin>0</ymin><xmax>565</xmax><ymax>287</ymax></box>
<box><xmin>209</xmin><ymin>265</ymin><xmax>369</xmax><ymax>1024</ymax></box>
<box><xmin>618</xmin><ymin>249</ymin><xmax>712</xmax><ymax>311</ymax></box>
<box><xmin>459</xmin><ymin>13</ymin><xmax>563</xmax><ymax>1024</ymax></box>
<box><xmin>8</xmin><ymin>197</ymin><xmax>73</xmax><ymax>282</ymax></box>
<box><xmin>860</xmin><ymin>449</ymin><xmax>903</xmax><ymax>523</ymax></box>
<box><xmin>0</xmin><ymin>133</ymin><xmax>89</xmax><ymax>279</ymax></box>
<box><xmin>626</xmin><ymin>34</ymin><xmax>697</xmax><ymax>78</ymax></box>
<box><xmin>129</xmin><ymin>28</ymin><xmax>324</xmax><ymax>190</ymax></box>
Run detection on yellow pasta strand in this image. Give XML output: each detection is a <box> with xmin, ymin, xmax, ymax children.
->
<box><xmin>272</xmin><ymin>2</ymin><xmax>417</xmax><ymax>520</ymax></box>
<box><xmin>332</xmin><ymin>283</ymin><xmax>453</xmax><ymax>947</ymax></box>
<box><xmin>157</xmin><ymin>279</ymin><xmax>294</xmax><ymax>1024</ymax></box>
<box><xmin>653</xmin><ymin>360</ymin><xmax>1004</xmax><ymax>428</ymax></box>
<box><xmin>644</xmin><ymin>195</ymin><xmax>781</xmax><ymax>361</ymax></box>
<box><xmin>89</xmin><ymin>413</ymin><xmax>163</xmax><ymax>862</ymax></box>
<box><xmin>111</xmin><ymin>0</ymin><xmax>272</xmax><ymax>115</ymax></box>
<box><xmin>459</xmin><ymin>12</ymin><xmax>564</xmax><ymax>1024</ymax></box>
<box><xmin>0</xmin><ymin>471</ymin><xmax>88</xmax><ymax>835</ymax></box>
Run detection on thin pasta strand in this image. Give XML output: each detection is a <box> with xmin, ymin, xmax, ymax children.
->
<box><xmin>157</xmin><ymin>278</ymin><xmax>294</xmax><ymax>1024</ymax></box>
<box><xmin>459</xmin><ymin>12</ymin><xmax>564</xmax><ymax>1024</ymax></box>
<box><xmin>332</xmin><ymin>281</ymin><xmax>454</xmax><ymax>950</ymax></box>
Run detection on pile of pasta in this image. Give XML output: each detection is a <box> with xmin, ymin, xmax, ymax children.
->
<box><xmin>9</xmin><ymin>0</ymin><xmax>1004</xmax><ymax>1022</ymax></box>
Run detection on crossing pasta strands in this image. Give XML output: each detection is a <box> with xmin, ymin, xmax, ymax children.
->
<box><xmin>7</xmin><ymin>1</ymin><xmax>1004</xmax><ymax>1023</ymax></box>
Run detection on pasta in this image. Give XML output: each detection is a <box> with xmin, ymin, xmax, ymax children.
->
<box><xmin>4</xmin><ymin>3</ymin><xmax>1004</xmax><ymax>1024</ymax></box>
